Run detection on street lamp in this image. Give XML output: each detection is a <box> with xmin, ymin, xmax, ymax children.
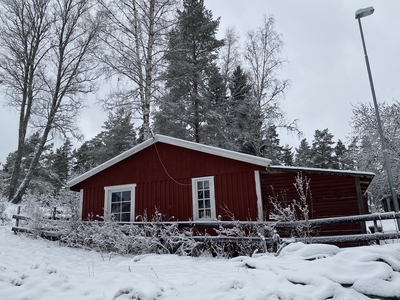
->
<box><xmin>355</xmin><ymin>7</ymin><xmax>400</xmax><ymax>216</ymax></box>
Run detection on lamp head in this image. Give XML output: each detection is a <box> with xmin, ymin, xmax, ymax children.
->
<box><xmin>355</xmin><ymin>7</ymin><xmax>375</xmax><ymax>19</ymax></box>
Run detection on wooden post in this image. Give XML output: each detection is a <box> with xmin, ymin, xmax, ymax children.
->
<box><xmin>14</xmin><ymin>206</ymin><xmax>21</xmax><ymax>234</ymax></box>
<box><xmin>355</xmin><ymin>177</ymin><xmax>367</xmax><ymax>234</ymax></box>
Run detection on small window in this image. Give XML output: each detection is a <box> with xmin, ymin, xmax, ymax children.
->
<box><xmin>104</xmin><ymin>184</ymin><xmax>136</xmax><ymax>222</ymax></box>
<box><xmin>192</xmin><ymin>177</ymin><xmax>215</xmax><ymax>220</ymax></box>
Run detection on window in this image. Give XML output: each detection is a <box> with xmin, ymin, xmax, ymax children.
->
<box><xmin>192</xmin><ymin>176</ymin><xmax>215</xmax><ymax>220</ymax></box>
<box><xmin>104</xmin><ymin>184</ymin><xmax>136</xmax><ymax>222</ymax></box>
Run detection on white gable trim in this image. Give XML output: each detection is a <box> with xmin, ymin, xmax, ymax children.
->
<box><xmin>67</xmin><ymin>135</ymin><xmax>271</xmax><ymax>187</ymax></box>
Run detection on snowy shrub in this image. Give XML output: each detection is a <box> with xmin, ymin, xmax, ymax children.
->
<box><xmin>269</xmin><ymin>173</ymin><xmax>314</xmax><ymax>243</ymax></box>
<box><xmin>212</xmin><ymin>221</ymin><xmax>269</xmax><ymax>257</ymax></box>
<box><xmin>59</xmin><ymin>211</ymin><xmax>205</xmax><ymax>257</ymax></box>
<box><xmin>59</xmin><ymin>211</ymin><xmax>270</xmax><ymax>258</ymax></box>
<box><xmin>0</xmin><ymin>199</ymin><xmax>10</xmax><ymax>225</ymax></box>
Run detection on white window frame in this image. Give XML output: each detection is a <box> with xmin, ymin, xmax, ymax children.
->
<box><xmin>104</xmin><ymin>184</ymin><xmax>136</xmax><ymax>222</ymax></box>
<box><xmin>192</xmin><ymin>176</ymin><xmax>216</xmax><ymax>221</ymax></box>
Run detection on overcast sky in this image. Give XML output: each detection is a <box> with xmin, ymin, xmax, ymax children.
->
<box><xmin>1</xmin><ymin>0</ymin><xmax>400</xmax><ymax>164</ymax></box>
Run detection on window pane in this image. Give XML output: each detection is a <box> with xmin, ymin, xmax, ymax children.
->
<box><xmin>198</xmin><ymin>200</ymin><xmax>204</xmax><ymax>209</ymax></box>
<box><xmin>203</xmin><ymin>180</ymin><xmax>209</xmax><ymax>189</ymax></box>
<box><xmin>111</xmin><ymin>203</ymin><xmax>120</xmax><ymax>213</ymax></box>
<box><xmin>120</xmin><ymin>213</ymin><xmax>130</xmax><ymax>222</ymax></box>
<box><xmin>121</xmin><ymin>202</ymin><xmax>130</xmax><ymax>212</ymax></box>
<box><xmin>198</xmin><ymin>190</ymin><xmax>203</xmax><ymax>199</ymax></box>
<box><xmin>111</xmin><ymin>192</ymin><xmax>121</xmax><ymax>203</ymax></box>
<box><xmin>204</xmin><ymin>190</ymin><xmax>210</xmax><ymax>199</ymax></box>
<box><xmin>204</xmin><ymin>200</ymin><xmax>210</xmax><ymax>208</ymax></box>
<box><xmin>121</xmin><ymin>191</ymin><xmax>131</xmax><ymax>202</ymax></box>
<box><xmin>205</xmin><ymin>209</ymin><xmax>211</xmax><ymax>218</ymax></box>
<box><xmin>199</xmin><ymin>210</ymin><xmax>204</xmax><ymax>219</ymax></box>
<box><xmin>197</xmin><ymin>181</ymin><xmax>203</xmax><ymax>189</ymax></box>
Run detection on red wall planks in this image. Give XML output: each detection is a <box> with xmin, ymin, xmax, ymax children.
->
<box><xmin>75</xmin><ymin>142</ymin><xmax>264</xmax><ymax>221</ymax></box>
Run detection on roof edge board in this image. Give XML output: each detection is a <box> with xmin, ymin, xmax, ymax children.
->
<box><xmin>156</xmin><ymin>134</ymin><xmax>271</xmax><ymax>167</ymax></box>
<box><xmin>67</xmin><ymin>138</ymin><xmax>156</xmax><ymax>187</ymax></box>
<box><xmin>268</xmin><ymin>165</ymin><xmax>375</xmax><ymax>177</ymax></box>
<box><xmin>67</xmin><ymin>135</ymin><xmax>271</xmax><ymax>188</ymax></box>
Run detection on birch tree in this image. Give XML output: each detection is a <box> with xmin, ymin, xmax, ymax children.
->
<box><xmin>219</xmin><ymin>26</ymin><xmax>241</xmax><ymax>94</ymax></box>
<box><xmin>0</xmin><ymin>0</ymin><xmax>53</xmax><ymax>202</ymax></box>
<box><xmin>348</xmin><ymin>101</ymin><xmax>400</xmax><ymax>209</ymax></box>
<box><xmin>97</xmin><ymin>0</ymin><xmax>178</xmax><ymax>141</ymax></box>
<box><xmin>0</xmin><ymin>0</ymin><xmax>102</xmax><ymax>204</ymax></box>
<box><xmin>244</xmin><ymin>15</ymin><xmax>299</xmax><ymax>151</ymax></box>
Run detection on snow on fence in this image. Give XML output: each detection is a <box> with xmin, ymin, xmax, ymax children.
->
<box><xmin>11</xmin><ymin>208</ymin><xmax>400</xmax><ymax>246</ymax></box>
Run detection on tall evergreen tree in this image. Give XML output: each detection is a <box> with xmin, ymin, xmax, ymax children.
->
<box><xmin>333</xmin><ymin>139</ymin><xmax>347</xmax><ymax>170</ymax></box>
<box><xmin>294</xmin><ymin>138</ymin><xmax>312</xmax><ymax>167</ymax></box>
<box><xmin>101</xmin><ymin>108</ymin><xmax>137</xmax><ymax>162</ymax></box>
<box><xmin>281</xmin><ymin>144</ymin><xmax>294</xmax><ymax>166</ymax></box>
<box><xmin>153</xmin><ymin>0</ymin><xmax>224</xmax><ymax>143</ymax></box>
<box><xmin>72</xmin><ymin>108</ymin><xmax>137</xmax><ymax>175</ymax></box>
<box><xmin>2</xmin><ymin>133</ymin><xmax>54</xmax><ymax>196</ymax></box>
<box><xmin>222</xmin><ymin>66</ymin><xmax>256</xmax><ymax>152</ymax></box>
<box><xmin>311</xmin><ymin>129</ymin><xmax>335</xmax><ymax>169</ymax></box>
<box><xmin>51</xmin><ymin>139</ymin><xmax>73</xmax><ymax>192</ymax></box>
<box><xmin>260</xmin><ymin>125</ymin><xmax>283</xmax><ymax>164</ymax></box>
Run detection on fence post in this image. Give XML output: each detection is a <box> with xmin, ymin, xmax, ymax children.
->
<box><xmin>15</xmin><ymin>206</ymin><xmax>21</xmax><ymax>229</ymax></box>
<box><xmin>53</xmin><ymin>207</ymin><xmax>57</xmax><ymax>220</ymax></box>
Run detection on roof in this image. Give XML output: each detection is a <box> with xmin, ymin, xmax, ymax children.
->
<box><xmin>267</xmin><ymin>165</ymin><xmax>375</xmax><ymax>178</ymax></box>
<box><xmin>67</xmin><ymin>134</ymin><xmax>272</xmax><ymax>187</ymax></box>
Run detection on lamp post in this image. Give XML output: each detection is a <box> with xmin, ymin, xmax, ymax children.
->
<box><xmin>355</xmin><ymin>7</ymin><xmax>400</xmax><ymax>217</ymax></box>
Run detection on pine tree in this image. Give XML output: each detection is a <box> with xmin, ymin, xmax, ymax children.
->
<box><xmin>281</xmin><ymin>144</ymin><xmax>294</xmax><ymax>166</ymax></box>
<box><xmin>260</xmin><ymin>125</ymin><xmax>283</xmax><ymax>163</ymax></box>
<box><xmin>311</xmin><ymin>129</ymin><xmax>335</xmax><ymax>169</ymax></box>
<box><xmin>72</xmin><ymin>108</ymin><xmax>137</xmax><ymax>175</ymax></box>
<box><xmin>2</xmin><ymin>133</ymin><xmax>54</xmax><ymax>196</ymax></box>
<box><xmin>294</xmin><ymin>138</ymin><xmax>312</xmax><ymax>167</ymax></box>
<box><xmin>51</xmin><ymin>139</ymin><xmax>73</xmax><ymax>192</ymax></box>
<box><xmin>333</xmin><ymin>139</ymin><xmax>347</xmax><ymax>170</ymax></box>
<box><xmin>221</xmin><ymin>66</ymin><xmax>256</xmax><ymax>152</ymax></box>
<box><xmin>153</xmin><ymin>0</ymin><xmax>224</xmax><ymax>143</ymax></box>
<box><xmin>102</xmin><ymin>108</ymin><xmax>137</xmax><ymax>162</ymax></box>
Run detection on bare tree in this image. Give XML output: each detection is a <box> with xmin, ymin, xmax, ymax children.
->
<box><xmin>219</xmin><ymin>26</ymin><xmax>241</xmax><ymax>93</ymax></box>
<box><xmin>244</xmin><ymin>15</ymin><xmax>298</xmax><ymax>133</ymax></box>
<box><xmin>0</xmin><ymin>0</ymin><xmax>53</xmax><ymax>201</ymax></box>
<box><xmin>0</xmin><ymin>0</ymin><xmax>102</xmax><ymax>204</ymax></box>
<box><xmin>97</xmin><ymin>0</ymin><xmax>178</xmax><ymax>141</ymax></box>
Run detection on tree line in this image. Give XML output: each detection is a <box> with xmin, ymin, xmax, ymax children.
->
<box><xmin>0</xmin><ymin>0</ymin><xmax>398</xmax><ymax>211</ymax></box>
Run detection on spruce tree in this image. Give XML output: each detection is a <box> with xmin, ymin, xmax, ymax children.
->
<box><xmin>294</xmin><ymin>138</ymin><xmax>312</xmax><ymax>167</ymax></box>
<box><xmin>51</xmin><ymin>139</ymin><xmax>73</xmax><ymax>192</ymax></box>
<box><xmin>260</xmin><ymin>125</ymin><xmax>283</xmax><ymax>163</ymax></box>
<box><xmin>72</xmin><ymin>108</ymin><xmax>137</xmax><ymax>175</ymax></box>
<box><xmin>333</xmin><ymin>139</ymin><xmax>347</xmax><ymax>170</ymax></box>
<box><xmin>281</xmin><ymin>144</ymin><xmax>294</xmax><ymax>166</ymax></box>
<box><xmin>223</xmin><ymin>65</ymin><xmax>255</xmax><ymax>152</ymax></box>
<box><xmin>153</xmin><ymin>0</ymin><xmax>224</xmax><ymax>143</ymax></box>
<box><xmin>311</xmin><ymin>129</ymin><xmax>335</xmax><ymax>169</ymax></box>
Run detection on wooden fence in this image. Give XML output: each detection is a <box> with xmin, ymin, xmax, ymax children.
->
<box><xmin>11</xmin><ymin>207</ymin><xmax>400</xmax><ymax>246</ymax></box>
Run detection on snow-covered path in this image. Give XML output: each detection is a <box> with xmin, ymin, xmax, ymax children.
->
<box><xmin>1</xmin><ymin>226</ymin><xmax>400</xmax><ymax>300</ymax></box>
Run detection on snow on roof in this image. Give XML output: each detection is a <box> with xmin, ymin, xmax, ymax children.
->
<box><xmin>268</xmin><ymin>165</ymin><xmax>375</xmax><ymax>178</ymax></box>
<box><xmin>67</xmin><ymin>134</ymin><xmax>272</xmax><ymax>187</ymax></box>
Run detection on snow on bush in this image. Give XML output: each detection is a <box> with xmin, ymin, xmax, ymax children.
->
<box><xmin>59</xmin><ymin>214</ymin><xmax>269</xmax><ymax>258</ymax></box>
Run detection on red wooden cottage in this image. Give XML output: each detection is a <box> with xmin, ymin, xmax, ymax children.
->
<box><xmin>67</xmin><ymin>135</ymin><xmax>374</xmax><ymax>235</ymax></box>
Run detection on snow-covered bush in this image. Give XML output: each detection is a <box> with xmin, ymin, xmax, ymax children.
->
<box><xmin>0</xmin><ymin>198</ymin><xmax>10</xmax><ymax>225</ymax></box>
<box><xmin>60</xmin><ymin>211</ymin><xmax>204</xmax><ymax>257</ymax></box>
<box><xmin>269</xmin><ymin>173</ymin><xmax>314</xmax><ymax>243</ymax></box>
<box><xmin>59</xmin><ymin>212</ymin><xmax>270</xmax><ymax>258</ymax></box>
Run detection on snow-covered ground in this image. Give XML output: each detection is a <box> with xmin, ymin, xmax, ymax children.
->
<box><xmin>1</xmin><ymin>205</ymin><xmax>400</xmax><ymax>299</ymax></box>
